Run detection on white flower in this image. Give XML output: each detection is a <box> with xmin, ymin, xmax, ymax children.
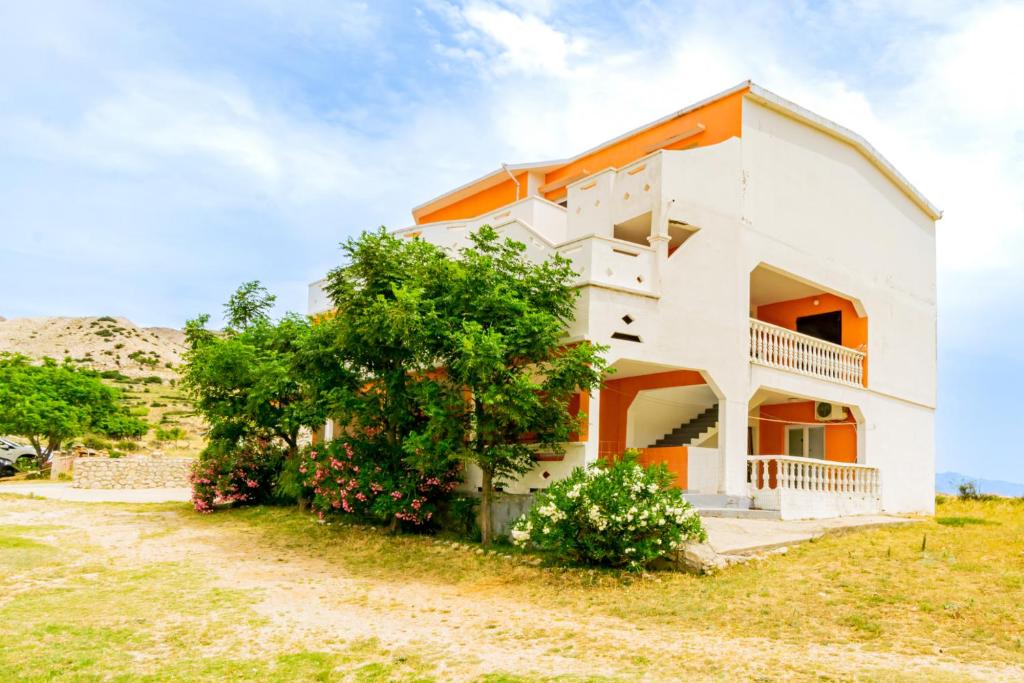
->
<box><xmin>511</xmin><ymin>528</ymin><xmax>530</xmax><ymax>544</ymax></box>
<box><xmin>625</xmin><ymin>547</ymin><xmax>635</xmax><ymax>554</ymax></box>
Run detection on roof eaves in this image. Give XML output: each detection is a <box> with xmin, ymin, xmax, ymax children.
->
<box><xmin>412</xmin><ymin>81</ymin><xmax>754</xmax><ymax>221</ymax></box>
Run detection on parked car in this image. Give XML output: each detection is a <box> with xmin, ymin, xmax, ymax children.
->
<box><xmin>0</xmin><ymin>438</ymin><xmax>37</xmax><ymax>467</ymax></box>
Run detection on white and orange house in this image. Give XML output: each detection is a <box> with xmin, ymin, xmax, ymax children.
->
<box><xmin>309</xmin><ymin>82</ymin><xmax>939</xmax><ymax>519</ymax></box>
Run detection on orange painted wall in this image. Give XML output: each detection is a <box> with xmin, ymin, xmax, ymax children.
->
<box><xmin>757</xmin><ymin>402</ymin><xmax>857</xmax><ymax>463</ymax></box>
<box><xmin>568</xmin><ymin>391</ymin><xmax>589</xmax><ymax>442</ymax></box>
<box><xmin>756</xmin><ymin>293</ymin><xmax>868</xmax><ymax>385</ymax></box>
<box><xmin>418</xmin><ymin>173</ymin><xmax>527</xmax><ymax>224</ymax></box>
<box><xmin>416</xmin><ymin>87</ymin><xmax>747</xmax><ymax>222</ymax></box>
<box><xmin>638</xmin><ymin>446</ymin><xmax>688</xmax><ymax>489</ymax></box>
<box><xmin>599</xmin><ymin>370</ymin><xmax>705</xmax><ymax>458</ymax></box>
<box><xmin>542</xmin><ymin>88</ymin><xmax>747</xmax><ymax>201</ymax></box>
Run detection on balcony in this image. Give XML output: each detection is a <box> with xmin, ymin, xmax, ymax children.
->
<box><xmin>748</xmin><ymin>455</ymin><xmax>881</xmax><ymax>519</ymax></box>
<box><xmin>749</xmin><ymin>318</ymin><xmax>865</xmax><ymax>387</ymax></box>
<box><xmin>556</xmin><ymin>236</ymin><xmax>657</xmax><ymax>297</ymax></box>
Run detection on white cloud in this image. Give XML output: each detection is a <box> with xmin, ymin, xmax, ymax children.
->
<box><xmin>436</xmin><ymin>1</ymin><xmax>587</xmax><ymax>75</ymax></box>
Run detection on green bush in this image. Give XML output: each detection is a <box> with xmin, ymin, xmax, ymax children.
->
<box><xmin>99</xmin><ymin>370</ymin><xmax>130</xmax><ymax>381</ymax></box>
<box><xmin>94</xmin><ymin>329</ymin><xmax>113</xmax><ymax>338</ymax></box>
<box><xmin>142</xmin><ymin>375</ymin><xmax>162</xmax><ymax>384</ymax></box>
<box><xmin>97</xmin><ymin>316</ymin><xmax>117</xmax><ymax>323</ymax></box>
<box><xmin>96</xmin><ymin>412</ymin><xmax>148</xmax><ymax>439</ymax></box>
<box><xmin>117</xmin><ymin>441</ymin><xmax>139</xmax><ymax>451</ymax></box>
<box><xmin>958</xmin><ymin>481</ymin><xmax>996</xmax><ymax>502</ymax></box>
<box><xmin>82</xmin><ymin>435</ymin><xmax>112</xmax><ymax>451</ymax></box>
<box><xmin>511</xmin><ymin>452</ymin><xmax>707</xmax><ymax>572</ymax></box>
<box><xmin>156</xmin><ymin>427</ymin><xmax>185</xmax><ymax>442</ymax></box>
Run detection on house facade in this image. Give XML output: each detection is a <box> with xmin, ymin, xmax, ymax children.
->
<box><xmin>309</xmin><ymin>82</ymin><xmax>939</xmax><ymax>519</ymax></box>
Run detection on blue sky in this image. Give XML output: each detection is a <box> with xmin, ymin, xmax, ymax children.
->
<box><xmin>1</xmin><ymin>1</ymin><xmax>1022</xmax><ymax>481</ymax></box>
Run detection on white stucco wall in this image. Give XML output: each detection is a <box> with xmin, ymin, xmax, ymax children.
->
<box><xmin>309</xmin><ymin>91</ymin><xmax>938</xmax><ymax>514</ymax></box>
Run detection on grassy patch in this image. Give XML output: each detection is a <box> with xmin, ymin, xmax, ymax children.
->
<box><xmin>187</xmin><ymin>497</ymin><xmax>1024</xmax><ymax>668</ymax></box>
<box><xmin>936</xmin><ymin>516</ymin><xmax>995</xmax><ymax>527</ymax></box>
<box><xmin>0</xmin><ymin>516</ymin><xmax>441</xmax><ymax>682</ymax></box>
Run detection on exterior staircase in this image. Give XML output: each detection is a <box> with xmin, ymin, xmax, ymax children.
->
<box><xmin>649</xmin><ymin>404</ymin><xmax>719</xmax><ymax>447</ymax></box>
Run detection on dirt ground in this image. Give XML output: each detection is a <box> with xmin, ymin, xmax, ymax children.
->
<box><xmin>1</xmin><ymin>495</ymin><xmax>1020</xmax><ymax>682</ymax></box>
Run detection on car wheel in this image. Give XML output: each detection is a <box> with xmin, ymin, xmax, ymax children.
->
<box><xmin>0</xmin><ymin>466</ymin><xmax>15</xmax><ymax>478</ymax></box>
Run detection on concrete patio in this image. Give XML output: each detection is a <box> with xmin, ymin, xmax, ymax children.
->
<box><xmin>702</xmin><ymin>513</ymin><xmax>920</xmax><ymax>555</ymax></box>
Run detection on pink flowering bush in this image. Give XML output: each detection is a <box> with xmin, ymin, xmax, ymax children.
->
<box><xmin>190</xmin><ymin>439</ymin><xmax>284</xmax><ymax>513</ymax></box>
<box><xmin>299</xmin><ymin>440</ymin><xmax>460</xmax><ymax>526</ymax></box>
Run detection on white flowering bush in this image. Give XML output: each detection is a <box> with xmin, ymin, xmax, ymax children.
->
<box><xmin>511</xmin><ymin>451</ymin><xmax>706</xmax><ymax>571</ymax></box>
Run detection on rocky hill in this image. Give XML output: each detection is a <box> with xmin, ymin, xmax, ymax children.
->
<box><xmin>0</xmin><ymin>316</ymin><xmax>185</xmax><ymax>378</ymax></box>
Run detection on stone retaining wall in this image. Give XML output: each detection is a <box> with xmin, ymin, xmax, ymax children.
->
<box><xmin>73</xmin><ymin>456</ymin><xmax>192</xmax><ymax>489</ymax></box>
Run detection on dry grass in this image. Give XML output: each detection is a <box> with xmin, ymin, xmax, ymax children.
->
<box><xmin>1</xmin><ymin>494</ymin><xmax>1021</xmax><ymax>681</ymax></box>
<box><xmin>203</xmin><ymin>496</ymin><xmax>1024</xmax><ymax>667</ymax></box>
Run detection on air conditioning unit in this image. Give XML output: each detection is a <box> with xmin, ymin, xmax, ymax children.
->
<box><xmin>815</xmin><ymin>402</ymin><xmax>847</xmax><ymax>421</ymax></box>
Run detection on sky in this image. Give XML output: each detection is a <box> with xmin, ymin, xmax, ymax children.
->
<box><xmin>1</xmin><ymin>1</ymin><xmax>1022</xmax><ymax>481</ymax></box>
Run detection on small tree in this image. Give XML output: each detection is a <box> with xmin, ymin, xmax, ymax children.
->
<box><xmin>437</xmin><ymin>227</ymin><xmax>607</xmax><ymax>545</ymax></box>
<box><xmin>305</xmin><ymin>229</ymin><xmax>463</xmax><ymax>530</ymax></box>
<box><xmin>0</xmin><ymin>354</ymin><xmax>143</xmax><ymax>463</ymax></box>
<box><xmin>182</xmin><ymin>283</ymin><xmax>324</xmax><ymax>505</ymax></box>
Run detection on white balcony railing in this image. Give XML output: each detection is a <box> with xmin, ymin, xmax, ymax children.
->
<box><xmin>747</xmin><ymin>455</ymin><xmax>881</xmax><ymax>519</ymax></box>
<box><xmin>749</xmin><ymin>318</ymin><xmax>865</xmax><ymax>387</ymax></box>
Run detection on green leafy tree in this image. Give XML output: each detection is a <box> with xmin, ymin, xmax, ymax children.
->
<box><xmin>0</xmin><ymin>354</ymin><xmax>142</xmax><ymax>463</ymax></box>
<box><xmin>182</xmin><ymin>283</ymin><xmax>323</xmax><ymax>501</ymax></box>
<box><xmin>305</xmin><ymin>229</ymin><xmax>462</xmax><ymax>529</ymax></box>
<box><xmin>436</xmin><ymin>227</ymin><xmax>607</xmax><ymax>545</ymax></box>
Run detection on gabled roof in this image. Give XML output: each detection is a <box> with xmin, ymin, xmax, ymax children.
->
<box><xmin>745</xmin><ymin>84</ymin><xmax>941</xmax><ymax>220</ymax></box>
<box><xmin>412</xmin><ymin>81</ymin><xmax>941</xmax><ymax>223</ymax></box>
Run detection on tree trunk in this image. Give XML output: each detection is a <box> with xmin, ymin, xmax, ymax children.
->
<box><xmin>480</xmin><ymin>466</ymin><xmax>494</xmax><ymax>546</ymax></box>
<box><xmin>285</xmin><ymin>440</ymin><xmax>310</xmax><ymax>512</ymax></box>
<box><xmin>388</xmin><ymin>515</ymin><xmax>399</xmax><ymax>534</ymax></box>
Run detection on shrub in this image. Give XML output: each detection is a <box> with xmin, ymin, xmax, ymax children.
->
<box><xmin>190</xmin><ymin>439</ymin><xmax>284</xmax><ymax>513</ymax></box>
<box><xmin>300</xmin><ymin>440</ymin><xmax>460</xmax><ymax>527</ymax></box>
<box><xmin>142</xmin><ymin>375</ymin><xmax>162</xmax><ymax>384</ymax></box>
<box><xmin>511</xmin><ymin>452</ymin><xmax>706</xmax><ymax>571</ymax></box>
<box><xmin>96</xmin><ymin>412</ymin><xmax>148</xmax><ymax>439</ymax></box>
<box><xmin>94</xmin><ymin>329</ymin><xmax>113</xmax><ymax>338</ymax></box>
<box><xmin>117</xmin><ymin>441</ymin><xmax>139</xmax><ymax>452</ymax></box>
<box><xmin>155</xmin><ymin>427</ymin><xmax>185</xmax><ymax>442</ymax></box>
<box><xmin>97</xmin><ymin>316</ymin><xmax>117</xmax><ymax>323</ymax></box>
<box><xmin>99</xmin><ymin>370</ymin><xmax>130</xmax><ymax>381</ymax></box>
<box><xmin>81</xmin><ymin>435</ymin><xmax>113</xmax><ymax>451</ymax></box>
<box><xmin>957</xmin><ymin>481</ymin><xmax>996</xmax><ymax>501</ymax></box>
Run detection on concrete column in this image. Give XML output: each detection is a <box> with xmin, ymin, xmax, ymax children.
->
<box><xmin>583</xmin><ymin>388</ymin><xmax>601</xmax><ymax>465</ymax></box>
<box><xmin>647</xmin><ymin>233</ymin><xmax>670</xmax><ymax>292</ymax></box>
<box><xmin>717</xmin><ymin>398</ymin><xmax>750</xmax><ymax>496</ymax></box>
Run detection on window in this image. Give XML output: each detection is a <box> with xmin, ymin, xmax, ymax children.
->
<box><xmin>786</xmin><ymin>425</ymin><xmax>825</xmax><ymax>459</ymax></box>
<box><xmin>796</xmin><ymin>310</ymin><xmax>842</xmax><ymax>345</ymax></box>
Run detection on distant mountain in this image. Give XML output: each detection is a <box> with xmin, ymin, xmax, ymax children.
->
<box><xmin>0</xmin><ymin>316</ymin><xmax>184</xmax><ymax>379</ymax></box>
<box><xmin>936</xmin><ymin>471</ymin><xmax>1024</xmax><ymax>497</ymax></box>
